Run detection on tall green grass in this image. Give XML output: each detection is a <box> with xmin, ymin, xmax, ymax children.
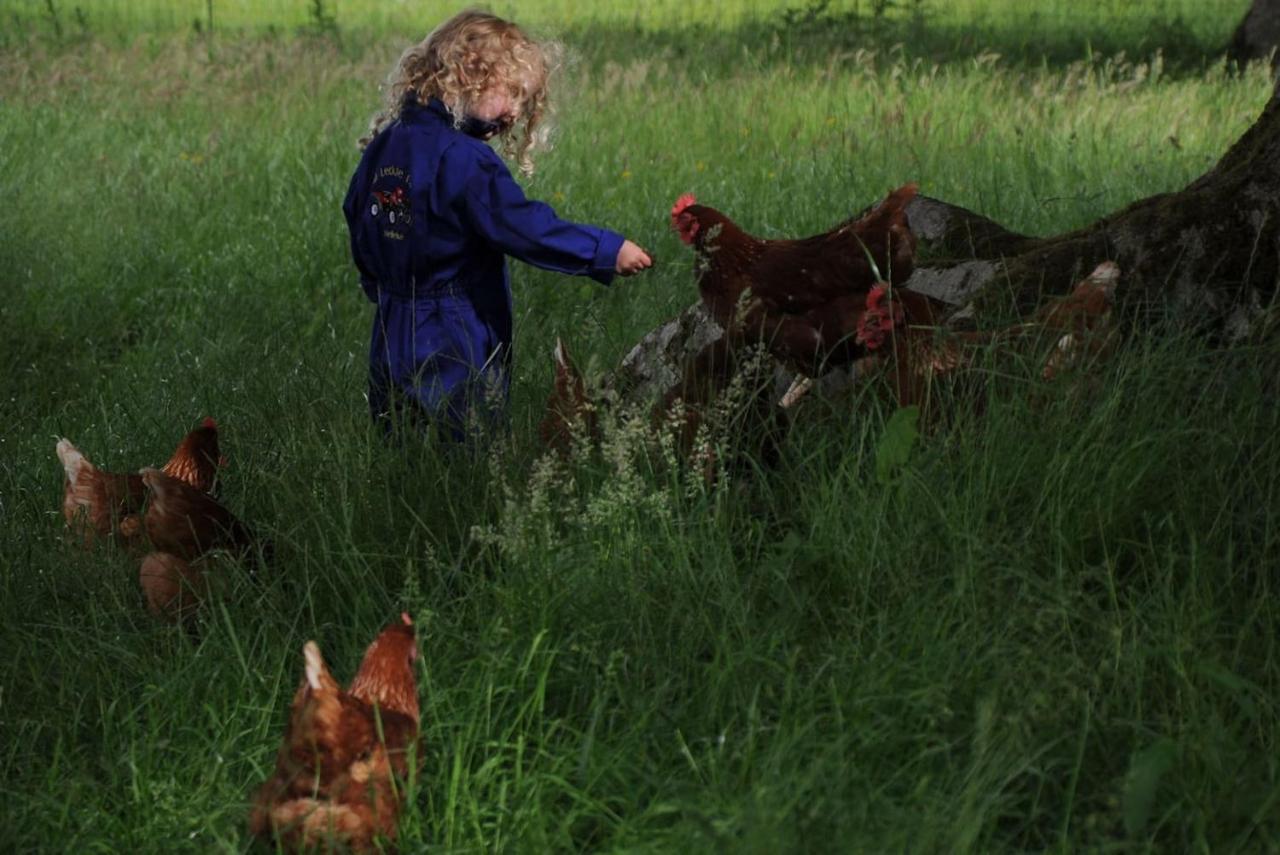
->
<box><xmin>4</xmin><ymin>0</ymin><xmax>1249</xmax><ymax>39</ymax></box>
<box><xmin>3</xmin><ymin>0</ymin><xmax>1250</xmax><ymax>70</ymax></box>
<box><xmin>1</xmin><ymin>2</ymin><xmax>1277</xmax><ymax>851</ymax></box>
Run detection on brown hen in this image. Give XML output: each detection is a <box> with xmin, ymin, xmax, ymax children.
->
<box><xmin>249</xmin><ymin>614</ymin><xmax>422</xmax><ymax>854</ymax></box>
<box><xmin>56</xmin><ymin>418</ymin><xmax>222</xmax><ymax>548</ymax></box>
<box><xmin>538</xmin><ymin>334</ymin><xmax>786</xmax><ymax>481</ymax></box>
<box><xmin>538</xmin><ymin>337</ymin><xmax>597</xmax><ymax>456</ymax></box>
<box><xmin>1034</xmin><ymin>261</ymin><xmax>1120</xmax><ymax>380</ymax></box>
<box><xmin>883</xmin><ymin>262</ymin><xmax>1122</xmax><ymax>415</ymax></box>
<box><xmin>671</xmin><ymin>184</ymin><xmax>940</xmax><ymax>376</ymax></box>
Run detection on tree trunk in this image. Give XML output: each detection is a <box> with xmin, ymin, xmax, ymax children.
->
<box><xmin>610</xmin><ymin>86</ymin><xmax>1280</xmax><ymax>407</ymax></box>
<box><xmin>907</xmin><ymin>87</ymin><xmax>1280</xmax><ymax>339</ymax></box>
<box><xmin>1228</xmin><ymin>0</ymin><xmax>1280</xmax><ymax>67</ymax></box>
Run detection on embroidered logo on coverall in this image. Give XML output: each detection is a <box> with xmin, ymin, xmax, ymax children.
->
<box><xmin>369</xmin><ymin>166</ymin><xmax>413</xmax><ymax>240</ymax></box>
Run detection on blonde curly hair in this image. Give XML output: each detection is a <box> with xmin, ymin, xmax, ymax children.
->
<box><xmin>360</xmin><ymin>9</ymin><xmax>560</xmax><ymax>176</ymax></box>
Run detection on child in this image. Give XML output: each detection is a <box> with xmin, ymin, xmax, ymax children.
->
<box><xmin>343</xmin><ymin>10</ymin><xmax>652</xmax><ymax>438</ymax></box>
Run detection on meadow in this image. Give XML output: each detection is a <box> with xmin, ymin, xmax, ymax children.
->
<box><xmin>2</xmin><ymin>0</ymin><xmax>1278</xmax><ymax>850</ymax></box>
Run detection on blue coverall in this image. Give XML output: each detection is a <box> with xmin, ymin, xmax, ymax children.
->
<box><xmin>342</xmin><ymin>94</ymin><xmax>623</xmax><ymax>436</ymax></box>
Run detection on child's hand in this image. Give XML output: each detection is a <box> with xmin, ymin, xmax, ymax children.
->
<box><xmin>616</xmin><ymin>240</ymin><xmax>653</xmax><ymax>276</ymax></box>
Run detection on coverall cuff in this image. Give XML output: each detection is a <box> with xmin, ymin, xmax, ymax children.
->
<box><xmin>590</xmin><ymin>230</ymin><xmax>625</xmax><ymax>285</ymax></box>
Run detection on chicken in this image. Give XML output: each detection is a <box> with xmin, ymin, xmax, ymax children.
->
<box><xmin>1034</xmin><ymin>261</ymin><xmax>1120</xmax><ymax>380</ymax></box>
<box><xmin>539</xmin><ymin>334</ymin><xmax>786</xmax><ymax>481</ymax></box>
<box><xmin>671</xmin><ymin>183</ymin><xmax>941</xmax><ymax>376</ymax></box>
<box><xmin>249</xmin><ymin>614</ymin><xmax>422</xmax><ymax>854</ymax></box>
<box><xmin>138</xmin><ymin>551</ymin><xmax>211</xmax><ymax>626</ymax></box>
<box><xmin>56</xmin><ymin>418</ymin><xmax>223</xmax><ymax>548</ymax></box>
<box><xmin>140</xmin><ymin>467</ymin><xmax>265</xmax><ymax>566</ymax></box>
<box><xmin>777</xmin><ymin>280</ymin><xmax>951</xmax><ymax>408</ymax></box>
<box><xmin>538</xmin><ymin>337</ymin><xmax>597</xmax><ymax>456</ymax></box>
<box><xmin>881</xmin><ymin>262</ymin><xmax>1122</xmax><ymax>414</ymax></box>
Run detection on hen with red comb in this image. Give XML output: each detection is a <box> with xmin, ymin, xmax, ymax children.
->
<box><xmin>669</xmin><ymin>183</ymin><xmax>943</xmax><ymax>383</ymax></box>
<box><xmin>671</xmin><ymin>193</ymin><xmax>699</xmax><ymax>244</ymax></box>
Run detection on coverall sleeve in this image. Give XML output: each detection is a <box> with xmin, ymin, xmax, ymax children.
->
<box><xmin>456</xmin><ymin>144</ymin><xmax>624</xmax><ymax>285</ymax></box>
<box><xmin>342</xmin><ymin>151</ymin><xmax>379</xmax><ymax>301</ymax></box>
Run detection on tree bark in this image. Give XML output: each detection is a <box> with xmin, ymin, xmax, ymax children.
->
<box><xmin>907</xmin><ymin>86</ymin><xmax>1280</xmax><ymax>338</ymax></box>
<box><xmin>610</xmin><ymin>87</ymin><xmax>1280</xmax><ymax>407</ymax></box>
<box><xmin>1228</xmin><ymin>0</ymin><xmax>1280</xmax><ymax>68</ymax></box>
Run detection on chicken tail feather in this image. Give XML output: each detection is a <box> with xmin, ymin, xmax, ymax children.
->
<box><xmin>304</xmin><ymin>641</ymin><xmax>339</xmax><ymax>693</ymax></box>
<box><xmin>855</xmin><ymin>182</ymin><xmax>919</xmax><ymax>233</ymax></box>
<box><xmin>552</xmin><ymin>337</ymin><xmax>586</xmax><ymax>394</ymax></box>
<box><xmin>56</xmin><ymin>439</ymin><xmax>93</xmax><ymax>484</ymax></box>
<box><xmin>292</xmin><ymin>641</ymin><xmax>348</xmax><ymax>751</ymax></box>
<box><xmin>138</xmin><ymin>466</ymin><xmax>167</xmax><ymax>498</ymax></box>
<box><xmin>882</xmin><ymin>181</ymin><xmax>919</xmax><ymax>211</ymax></box>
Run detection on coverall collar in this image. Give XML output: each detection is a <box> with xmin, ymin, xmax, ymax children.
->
<box><xmin>401</xmin><ymin>92</ymin><xmax>453</xmax><ymax>125</ymax></box>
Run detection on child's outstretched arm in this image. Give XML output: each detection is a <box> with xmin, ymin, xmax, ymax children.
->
<box><xmin>452</xmin><ymin>143</ymin><xmax>651</xmax><ymax>284</ymax></box>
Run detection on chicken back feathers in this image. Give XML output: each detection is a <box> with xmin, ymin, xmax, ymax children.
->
<box><xmin>140</xmin><ymin>467</ymin><xmax>260</xmax><ymax>563</ymax></box>
<box><xmin>250</xmin><ymin>615</ymin><xmax>421</xmax><ymax>854</ymax></box>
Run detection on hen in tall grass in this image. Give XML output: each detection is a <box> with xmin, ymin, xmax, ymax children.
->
<box><xmin>56</xmin><ymin>418</ymin><xmax>222</xmax><ymax>548</ymax></box>
<box><xmin>250</xmin><ymin>614</ymin><xmax>422</xmax><ymax>853</ymax></box>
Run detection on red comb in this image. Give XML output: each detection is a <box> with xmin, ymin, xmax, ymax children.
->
<box><xmin>671</xmin><ymin>193</ymin><xmax>697</xmax><ymax>219</ymax></box>
<box><xmin>401</xmin><ymin>612</ymin><xmax>413</xmax><ymax>626</ymax></box>
<box><xmin>202</xmin><ymin>417</ymin><xmax>217</xmax><ymax>429</ymax></box>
